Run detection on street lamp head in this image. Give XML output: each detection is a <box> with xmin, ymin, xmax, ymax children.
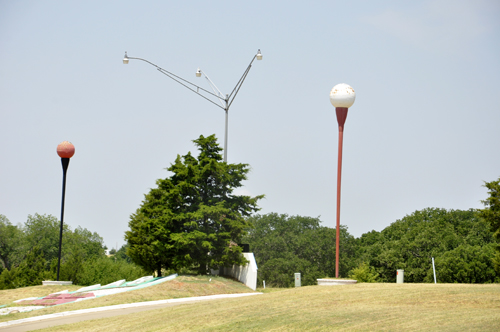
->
<box><xmin>330</xmin><ymin>83</ymin><xmax>355</xmax><ymax>108</ymax></box>
<box><xmin>256</xmin><ymin>49</ymin><xmax>262</xmax><ymax>60</ymax></box>
<box><xmin>196</xmin><ymin>68</ymin><xmax>202</xmax><ymax>77</ymax></box>
<box><xmin>123</xmin><ymin>52</ymin><xmax>129</xmax><ymax>64</ymax></box>
<box><xmin>57</xmin><ymin>141</ymin><xmax>75</xmax><ymax>159</ymax></box>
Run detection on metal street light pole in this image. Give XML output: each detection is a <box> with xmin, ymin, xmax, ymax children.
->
<box><xmin>329</xmin><ymin>83</ymin><xmax>356</xmax><ymax>278</ymax></box>
<box><xmin>123</xmin><ymin>50</ymin><xmax>263</xmax><ymax>162</ymax></box>
<box><xmin>56</xmin><ymin>141</ymin><xmax>75</xmax><ymax>281</ymax></box>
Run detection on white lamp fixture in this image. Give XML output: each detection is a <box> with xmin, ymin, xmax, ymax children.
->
<box><xmin>329</xmin><ymin>83</ymin><xmax>355</xmax><ymax>108</ymax></box>
<box><xmin>123</xmin><ymin>52</ymin><xmax>129</xmax><ymax>64</ymax></box>
<box><xmin>196</xmin><ymin>68</ymin><xmax>202</xmax><ymax>77</ymax></box>
<box><xmin>256</xmin><ymin>49</ymin><xmax>263</xmax><ymax>60</ymax></box>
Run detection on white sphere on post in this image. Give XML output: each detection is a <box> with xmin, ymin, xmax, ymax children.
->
<box><xmin>329</xmin><ymin>83</ymin><xmax>356</xmax><ymax>108</ymax></box>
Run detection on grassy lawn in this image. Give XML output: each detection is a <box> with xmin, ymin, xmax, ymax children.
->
<box><xmin>0</xmin><ymin>275</ymin><xmax>253</xmax><ymax>323</ymax></box>
<box><xmin>34</xmin><ymin>283</ymin><xmax>500</xmax><ymax>331</ymax></box>
<box><xmin>255</xmin><ymin>287</ymin><xmax>287</xmax><ymax>294</ymax></box>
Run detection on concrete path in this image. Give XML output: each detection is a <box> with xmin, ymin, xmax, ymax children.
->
<box><xmin>0</xmin><ymin>293</ymin><xmax>261</xmax><ymax>332</ymax></box>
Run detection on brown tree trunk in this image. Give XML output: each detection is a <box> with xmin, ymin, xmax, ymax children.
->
<box><xmin>157</xmin><ymin>262</ymin><xmax>162</xmax><ymax>277</ymax></box>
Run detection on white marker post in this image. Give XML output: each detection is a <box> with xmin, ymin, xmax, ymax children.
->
<box><xmin>432</xmin><ymin>257</ymin><xmax>437</xmax><ymax>284</ymax></box>
<box><xmin>295</xmin><ymin>273</ymin><xmax>301</xmax><ymax>287</ymax></box>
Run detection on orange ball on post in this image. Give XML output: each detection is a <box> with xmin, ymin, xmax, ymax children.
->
<box><xmin>57</xmin><ymin>141</ymin><xmax>75</xmax><ymax>158</ymax></box>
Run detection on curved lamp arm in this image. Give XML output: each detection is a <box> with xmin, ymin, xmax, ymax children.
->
<box><xmin>123</xmin><ymin>52</ymin><xmax>225</xmax><ymax>110</ymax></box>
<box><xmin>227</xmin><ymin>50</ymin><xmax>262</xmax><ymax>108</ymax></box>
<box><xmin>123</xmin><ymin>49</ymin><xmax>262</xmax><ymax>112</ymax></box>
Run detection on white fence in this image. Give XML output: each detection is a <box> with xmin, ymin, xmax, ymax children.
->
<box><xmin>217</xmin><ymin>253</ymin><xmax>258</xmax><ymax>291</ymax></box>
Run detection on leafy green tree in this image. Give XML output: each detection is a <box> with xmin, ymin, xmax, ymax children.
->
<box><xmin>432</xmin><ymin>244</ymin><xmax>498</xmax><ymax>283</ymax></box>
<box><xmin>126</xmin><ymin>135</ymin><xmax>262</xmax><ymax>275</ymax></box>
<box><xmin>115</xmin><ymin>244</ymin><xmax>132</xmax><ymax>263</ymax></box>
<box><xmin>259</xmin><ymin>256</ymin><xmax>319</xmax><ymax>287</ymax></box>
<box><xmin>479</xmin><ymin>177</ymin><xmax>500</xmax><ymax>273</ymax></box>
<box><xmin>23</xmin><ymin>214</ymin><xmax>65</xmax><ymax>268</ymax></box>
<box><xmin>0</xmin><ymin>213</ymin><xmax>138</xmax><ymax>289</ymax></box>
<box><xmin>14</xmin><ymin>246</ymin><xmax>52</xmax><ymax>287</ymax></box>
<box><xmin>0</xmin><ymin>246</ymin><xmax>53</xmax><ymax>289</ymax></box>
<box><xmin>0</xmin><ymin>214</ymin><xmax>65</xmax><ymax>272</ymax></box>
<box><xmin>480</xmin><ymin>177</ymin><xmax>500</xmax><ymax>238</ymax></box>
<box><xmin>20</xmin><ymin>214</ymin><xmax>105</xmax><ymax>279</ymax></box>
<box><xmin>59</xmin><ymin>226</ymin><xmax>106</xmax><ymax>282</ymax></box>
<box><xmin>0</xmin><ymin>215</ymin><xmax>22</xmax><ymax>270</ymax></box>
<box><xmin>361</xmin><ymin>208</ymin><xmax>497</xmax><ymax>283</ymax></box>
<box><xmin>244</xmin><ymin>213</ymin><xmax>359</xmax><ymax>287</ymax></box>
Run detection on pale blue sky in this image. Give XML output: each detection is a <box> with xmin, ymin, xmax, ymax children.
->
<box><xmin>1</xmin><ymin>0</ymin><xmax>499</xmax><ymax>249</ymax></box>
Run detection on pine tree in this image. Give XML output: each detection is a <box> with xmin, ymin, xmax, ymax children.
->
<box><xmin>125</xmin><ymin>135</ymin><xmax>262</xmax><ymax>275</ymax></box>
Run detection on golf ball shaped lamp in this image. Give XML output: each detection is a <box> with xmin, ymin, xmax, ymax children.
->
<box><xmin>329</xmin><ymin>83</ymin><xmax>355</xmax><ymax>278</ymax></box>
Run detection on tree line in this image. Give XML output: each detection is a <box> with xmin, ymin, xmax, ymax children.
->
<box><xmin>3</xmin><ymin>134</ymin><xmax>498</xmax><ymax>289</ymax></box>
<box><xmin>0</xmin><ymin>214</ymin><xmax>144</xmax><ymax>290</ymax></box>
<box><xmin>124</xmin><ymin>135</ymin><xmax>499</xmax><ymax>286</ymax></box>
<box><xmin>243</xmin><ymin>208</ymin><xmax>498</xmax><ymax>287</ymax></box>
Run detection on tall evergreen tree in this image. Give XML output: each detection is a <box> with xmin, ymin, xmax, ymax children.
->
<box><xmin>125</xmin><ymin>135</ymin><xmax>262</xmax><ymax>275</ymax></box>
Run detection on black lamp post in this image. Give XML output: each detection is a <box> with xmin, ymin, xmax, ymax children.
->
<box><xmin>56</xmin><ymin>141</ymin><xmax>75</xmax><ymax>281</ymax></box>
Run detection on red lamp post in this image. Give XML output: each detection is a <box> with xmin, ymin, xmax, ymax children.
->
<box><xmin>56</xmin><ymin>141</ymin><xmax>75</xmax><ymax>281</ymax></box>
<box><xmin>329</xmin><ymin>84</ymin><xmax>356</xmax><ymax>278</ymax></box>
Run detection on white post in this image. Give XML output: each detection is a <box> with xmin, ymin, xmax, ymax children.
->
<box><xmin>295</xmin><ymin>273</ymin><xmax>301</xmax><ymax>287</ymax></box>
<box><xmin>263</xmin><ymin>280</ymin><xmax>266</xmax><ymax>289</ymax></box>
<box><xmin>432</xmin><ymin>257</ymin><xmax>437</xmax><ymax>284</ymax></box>
<box><xmin>396</xmin><ymin>269</ymin><xmax>404</xmax><ymax>283</ymax></box>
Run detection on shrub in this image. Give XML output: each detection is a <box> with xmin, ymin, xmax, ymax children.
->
<box><xmin>348</xmin><ymin>262</ymin><xmax>379</xmax><ymax>283</ymax></box>
<box><xmin>71</xmin><ymin>256</ymin><xmax>147</xmax><ymax>286</ymax></box>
